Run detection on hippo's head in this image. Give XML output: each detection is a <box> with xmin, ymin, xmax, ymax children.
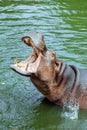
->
<box><xmin>11</xmin><ymin>32</ymin><xmax>62</xmax><ymax>95</ymax></box>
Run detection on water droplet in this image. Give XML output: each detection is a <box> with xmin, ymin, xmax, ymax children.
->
<box><xmin>1</xmin><ymin>82</ymin><xmax>5</xmax><ymax>85</ymax></box>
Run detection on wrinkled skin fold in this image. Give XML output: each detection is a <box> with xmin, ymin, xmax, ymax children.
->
<box><xmin>11</xmin><ymin>32</ymin><xmax>87</xmax><ymax>109</ymax></box>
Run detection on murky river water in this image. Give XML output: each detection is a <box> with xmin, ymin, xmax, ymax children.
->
<box><xmin>0</xmin><ymin>0</ymin><xmax>87</xmax><ymax>130</ymax></box>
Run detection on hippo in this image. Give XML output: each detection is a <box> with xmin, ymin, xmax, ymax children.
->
<box><xmin>11</xmin><ymin>32</ymin><xmax>87</xmax><ymax>109</ymax></box>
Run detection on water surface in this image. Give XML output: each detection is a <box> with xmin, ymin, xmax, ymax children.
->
<box><xmin>0</xmin><ymin>0</ymin><xmax>87</xmax><ymax>130</ymax></box>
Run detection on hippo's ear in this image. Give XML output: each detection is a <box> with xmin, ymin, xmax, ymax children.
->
<box><xmin>55</xmin><ymin>60</ymin><xmax>62</xmax><ymax>73</ymax></box>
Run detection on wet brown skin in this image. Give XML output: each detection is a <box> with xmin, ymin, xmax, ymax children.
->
<box><xmin>11</xmin><ymin>32</ymin><xmax>87</xmax><ymax>109</ymax></box>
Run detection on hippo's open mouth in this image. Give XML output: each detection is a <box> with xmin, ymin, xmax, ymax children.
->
<box><xmin>10</xmin><ymin>32</ymin><xmax>47</xmax><ymax>76</ymax></box>
<box><xmin>11</xmin><ymin>50</ymin><xmax>42</xmax><ymax>76</ymax></box>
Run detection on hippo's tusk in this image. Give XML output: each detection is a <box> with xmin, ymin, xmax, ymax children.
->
<box><xmin>13</xmin><ymin>57</ymin><xmax>23</xmax><ymax>68</ymax></box>
<box><xmin>25</xmin><ymin>63</ymin><xmax>29</xmax><ymax>71</ymax></box>
<box><xmin>14</xmin><ymin>57</ymin><xmax>18</xmax><ymax>64</ymax></box>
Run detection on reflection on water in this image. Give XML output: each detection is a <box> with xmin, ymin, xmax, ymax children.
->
<box><xmin>0</xmin><ymin>0</ymin><xmax>87</xmax><ymax>129</ymax></box>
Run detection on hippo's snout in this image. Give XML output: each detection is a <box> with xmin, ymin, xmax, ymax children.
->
<box><xmin>21</xmin><ymin>32</ymin><xmax>47</xmax><ymax>52</ymax></box>
<box><xmin>11</xmin><ymin>31</ymin><xmax>48</xmax><ymax>76</ymax></box>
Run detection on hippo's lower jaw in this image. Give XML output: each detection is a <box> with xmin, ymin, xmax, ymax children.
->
<box><xmin>10</xmin><ymin>64</ymin><xmax>31</xmax><ymax>76</ymax></box>
<box><xmin>10</xmin><ymin>51</ymin><xmax>43</xmax><ymax>76</ymax></box>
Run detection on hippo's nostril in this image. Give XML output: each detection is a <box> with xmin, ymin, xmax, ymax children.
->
<box><xmin>24</xmin><ymin>40</ymin><xmax>26</xmax><ymax>43</ymax></box>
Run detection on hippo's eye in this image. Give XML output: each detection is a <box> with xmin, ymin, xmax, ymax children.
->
<box><xmin>55</xmin><ymin>62</ymin><xmax>59</xmax><ymax>66</ymax></box>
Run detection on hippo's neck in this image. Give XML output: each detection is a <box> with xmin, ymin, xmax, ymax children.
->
<box><xmin>30</xmin><ymin>74</ymin><xmax>50</xmax><ymax>95</ymax></box>
<box><xmin>47</xmin><ymin>62</ymin><xmax>80</xmax><ymax>106</ymax></box>
<box><xmin>69</xmin><ymin>65</ymin><xmax>80</xmax><ymax>98</ymax></box>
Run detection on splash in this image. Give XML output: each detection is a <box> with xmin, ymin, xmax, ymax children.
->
<box><xmin>61</xmin><ymin>98</ymin><xmax>79</xmax><ymax>120</ymax></box>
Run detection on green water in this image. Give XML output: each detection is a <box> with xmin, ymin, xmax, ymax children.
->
<box><xmin>0</xmin><ymin>0</ymin><xmax>87</xmax><ymax>129</ymax></box>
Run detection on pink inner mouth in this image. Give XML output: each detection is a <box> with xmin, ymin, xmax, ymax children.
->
<box><xmin>13</xmin><ymin>52</ymin><xmax>42</xmax><ymax>74</ymax></box>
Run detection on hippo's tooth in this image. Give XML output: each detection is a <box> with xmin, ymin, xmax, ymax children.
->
<box><xmin>17</xmin><ymin>63</ymin><xmax>23</xmax><ymax>68</ymax></box>
<box><xmin>25</xmin><ymin>63</ymin><xmax>29</xmax><ymax>71</ymax></box>
<box><xmin>14</xmin><ymin>57</ymin><xmax>18</xmax><ymax>64</ymax></box>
